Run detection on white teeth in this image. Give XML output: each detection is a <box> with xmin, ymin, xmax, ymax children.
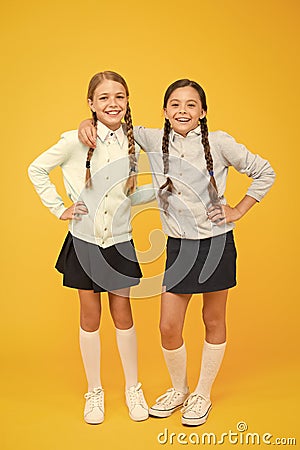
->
<box><xmin>177</xmin><ymin>118</ymin><xmax>189</xmax><ymax>122</ymax></box>
<box><xmin>106</xmin><ymin>111</ymin><xmax>120</xmax><ymax>115</ymax></box>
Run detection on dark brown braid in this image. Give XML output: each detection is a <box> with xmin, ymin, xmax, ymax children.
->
<box><xmin>85</xmin><ymin>111</ymin><xmax>97</xmax><ymax>188</ymax></box>
<box><xmin>124</xmin><ymin>103</ymin><xmax>137</xmax><ymax>194</ymax></box>
<box><xmin>158</xmin><ymin>118</ymin><xmax>175</xmax><ymax>212</ymax></box>
<box><xmin>200</xmin><ymin>116</ymin><xmax>219</xmax><ymax>205</ymax></box>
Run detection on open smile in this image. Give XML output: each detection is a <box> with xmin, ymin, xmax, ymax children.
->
<box><xmin>175</xmin><ymin>117</ymin><xmax>191</xmax><ymax>123</ymax></box>
<box><xmin>105</xmin><ymin>110</ymin><xmax>122</xmax><ymax>116</ymax></box>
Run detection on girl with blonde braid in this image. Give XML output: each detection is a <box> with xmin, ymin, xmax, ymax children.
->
<box><xmin>78</xmin><ymin>78</ymin><xmax>275</xmax><ymax>426</ymax></box>
<box><xmin>28</xmin><ymin>71</ymin><xmax>154</xmax><ymax>425</ymax></box>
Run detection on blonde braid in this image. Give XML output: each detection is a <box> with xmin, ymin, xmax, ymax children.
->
<box><xmin>124</xmin><ymin>103</ymin><xmax>137</xmax><ymax>194</ymax></box>
<box><xmin>85</xmin><ymin>111</ymin><xmax>97</xmax><ymax>189</ymax></box>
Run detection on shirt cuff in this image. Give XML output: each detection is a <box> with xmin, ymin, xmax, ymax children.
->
<box><xmin>52</xmin><ymin>204</ymin><xmax>67</xmax><ymax>219</ymax></box>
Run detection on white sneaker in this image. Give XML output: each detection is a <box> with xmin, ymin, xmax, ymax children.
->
<box><xmin>149</xmin><ymin>388</ymin><xmax>189</xmax><ymax>418</ymax></box>
<box><xmin>181</xmin><ymin>393</ymin><xmax>212</xmax><ymax>426</ymax></box>
<box><xmin>84</xmin><ymin>387</ymin><xmax>104</xmax><ymax>424</ymax></box>
<box><xmin>125</xmin><ymin>382</ymin><xmax>149</xmax><ymax>421</ymax></box>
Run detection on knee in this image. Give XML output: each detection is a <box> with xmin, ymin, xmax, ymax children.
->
<box><xmin>159</xmin><ymin>319</ymin><xmax>180</xmax><ymax>340</ymax></box>
<box><xmin>202</xmin><ymin>310</ymin><xmax>224</xmax><ymax>333</ymax></box>
<box><xmin>113</xmin><ymin>316</ymin><xmax>133</xmax><ymax>330</ymax></box>
<box><xmin>80</xmin><ymin>312</ymin><xmax>100</xmax><ymax>332</ymax></box>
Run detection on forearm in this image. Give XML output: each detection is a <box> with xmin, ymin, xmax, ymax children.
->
<box><xmin>78</xmin><ymin>118</ymin><xmax>96</xmax><ymax>147</ymax></box>
<box><xmin>208</xmin><ymin>195</ymin><xmax>257</xmax><ymax>224</ymax></box>
<box><xmin>129</xmin><ymin>183</ymin><xmax>156</xmax><ymax>205</ymax></box>
<box><xmin>234</xmin><ymin>195</ymin><xmax>257</xmax><ymax>219</ymax></box>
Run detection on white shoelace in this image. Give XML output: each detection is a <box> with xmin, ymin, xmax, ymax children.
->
<box><xmin>84</xmin><ymin>387</ymin><xmax>104</xmax><ymax>410</ymax></box>
<box><xmin>155</xmin><ymin>388</ymin><xmax>182</xmax><ymax>406</ymax></box>
<box><xmin>127</xmin><ymin>382</ymin><xmax>145</xmax><ymax>407</ymax></box>
<box><xmin>181</xmin><ymin>393</ymin><xmax>207</xmax><ymax>414</ymax></box>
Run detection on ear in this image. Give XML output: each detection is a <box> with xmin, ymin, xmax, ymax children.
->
<box><xmin>88</xmin><ymin>98</ymin><xmax>95</xmax><ymax>112</ymax></box>
<box><xmin>199</xmin><ymin>109</ymin><xmax>207</xmax><ymax>120</ymax></box>
<box><xmin>164</xmin><ymin>108</ymin><xmax>170</xmax><ymax>120</ymax></box>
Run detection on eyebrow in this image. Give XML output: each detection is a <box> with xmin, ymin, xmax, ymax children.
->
<box><xmin>97</xmin><ymin>91</ymin><xmax>125</xmax><ymax>96</ymax></box>
<box><xmin>170</xmin><ymin>98</ymin><xmax>198</xmax><ymax>102</ymax></box>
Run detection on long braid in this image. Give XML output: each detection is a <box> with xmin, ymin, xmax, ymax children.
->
<box><xmin>158</xmin><ymin>118</ymin><xmax>174</xmax><ymax>212</ymax></box>
<box><xmin>200</xmin><ymin>116</ymin><xmax>219</xmax><ymax>205</ymax></box>
<box><xmin>85</xmin><ymin>111</ymin><xmax>97</xmax><ymax>188</ymax></box>
<box><xmin>124</xmin><ymin>103</ymin><xmax>137</xmax><ymax>194</ymax></box>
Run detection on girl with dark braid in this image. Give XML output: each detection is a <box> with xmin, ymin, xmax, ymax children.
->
<box><xmin>28</xmin><ymin>71</ymin><xmax>155</xmax><ymax>425</ymax></box>
<box><xmin>78</xmin><ymin>78</ymin><xmax>275</xmax><ymax>426</ymax></box>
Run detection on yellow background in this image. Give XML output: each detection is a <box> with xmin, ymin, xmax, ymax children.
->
<box><xmin>1</xmin><ymin>0</ymin><xmax>299</xmax><ymax>449</ymax></box>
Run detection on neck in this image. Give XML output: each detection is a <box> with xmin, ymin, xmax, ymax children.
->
<box><xmin>107</xmin><ymin>124</ymin><xmax>121</xmax><ymax>131</ymax></box>
<box><xmin>97</xmin><ymin>119</ymin><xmax>122</xmax><ymax>132</ymax></box>
<box><xmin>174</xmin><ymin>125</ymin><xmax>198</xmax><ymax>138</ymax></box>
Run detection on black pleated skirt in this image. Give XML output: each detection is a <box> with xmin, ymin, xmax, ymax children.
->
<box><xmin>55</xmin><ymin>232</ymin><xmax>142</xmax><ymax>292</ymax></box>
<box><xmin>163</xmin><ymin>231</ymin><xmax>237</xmax><ymax>294</ymax></box>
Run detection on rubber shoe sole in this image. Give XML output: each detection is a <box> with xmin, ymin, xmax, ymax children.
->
<box><xmin>149</xmin><ymin>403</ymin><xmax>184</xmax><ymax>418</ymax></box>
<box><xmin>84</xmin><ymin>414</ymin><xmax>104</xmax><ymax>425</ymax></box>
<box><xmin>181</xmin><ymin>403</ymin><xmax>212</xmax><ymax>426</ymax></box>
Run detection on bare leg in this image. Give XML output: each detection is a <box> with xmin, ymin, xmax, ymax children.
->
<box><xmin>202</xmin><ymin>289</ymin><xmax>228</xmax><ymax>344</ymax></box>
<box><xmin>160</xmin><ymin>292</ymin><xmax>192</xmax><ymax>350</ymax></box>
<box><xmin>108</xmin><ymin>288</ymin><xmax>133</xmax><ymax>330</ymax></box>
<box><xmin>79</xmin><ymin>289</ymin><xmax>101</xmax><ymax>332</ymax></box>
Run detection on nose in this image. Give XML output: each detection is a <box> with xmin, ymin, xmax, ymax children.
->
<box><xmin>109</xmin><ymin>96</ymin><xmax>117</xmax><ymax>107</ymax></box>
<box><xmin>179</xmin><ymin>108</ymin><xmax>186</xmax><ymax>114</ymax></box>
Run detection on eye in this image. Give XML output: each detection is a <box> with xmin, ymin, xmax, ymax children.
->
<box><xmin>99</xmin><ymin>96</ymin><xmax>107</xmax><ymax>101</ymax></box>
<box><xmin>170</xmin><ymin>103</ymin><xmax>179</xmax><ymax>107</ymax></box>
<box><xmin>188</xmin><ymin>103</ymin><xmax>196</xmax><ymax>107</ymax></box>
<box><xmin>117</xmin><ymin>95</ymin><xmax>125</xmax><ymax>99</ymax></box>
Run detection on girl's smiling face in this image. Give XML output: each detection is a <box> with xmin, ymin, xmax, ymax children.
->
<box><xmin>164</xmin><ymin>86</ymin><xmax>206</xmax><ymax>136</ymax></box>
<box><xmin>88</xmin><ymin>79</ymin><xmax>128</xmax><ymax>131</ymax></box>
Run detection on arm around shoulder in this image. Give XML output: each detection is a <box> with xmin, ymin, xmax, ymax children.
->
<box><xmin>129</xmin><ymin>183</ymin><xmax>156</xmax><ymax>206</ymax></box>
<box><xmin>133</xmin><ymin>126</ymin><xmax>163</xmax><ymax>152</ymax></box>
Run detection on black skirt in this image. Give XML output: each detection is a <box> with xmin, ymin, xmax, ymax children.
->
<box><xmin>55</xmin><ymin>232</ymin><xmax>142</xmax><ymax>292</ymax></box>
<box><xmin>163</xmin><ymin>231</ymin><xmax>237</xmax><ymax>294</ymax></box>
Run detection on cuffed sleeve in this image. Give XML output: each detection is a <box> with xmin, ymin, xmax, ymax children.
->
<box><xmin>28</xmin><ymin>132</ymin><xmax>73</xmax><ymax>218</ymax></box>
<box><xmin>216</xmin><ymin>131</ymin><xmax>276</xmax><ymax>201</ymax></box>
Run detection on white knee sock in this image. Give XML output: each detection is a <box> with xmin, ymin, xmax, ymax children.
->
<box><xmin>194</xmin><ymin>340</ymin><xmax>226</xmax><ymax>399</ymax></box>
<box><xmin>79</xmin><ymin>327</ymin><xmax>101</xmax><ymax>392</ymax></box>
<box><xmin>162</xmin><ymin>342</ymin><xmax>188</xmax><ymax>394</ymax></box>
<box><xmin>116</xmin><ymin>325</ymin><xmax>138</xmax><ymax>389</ymax></box>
